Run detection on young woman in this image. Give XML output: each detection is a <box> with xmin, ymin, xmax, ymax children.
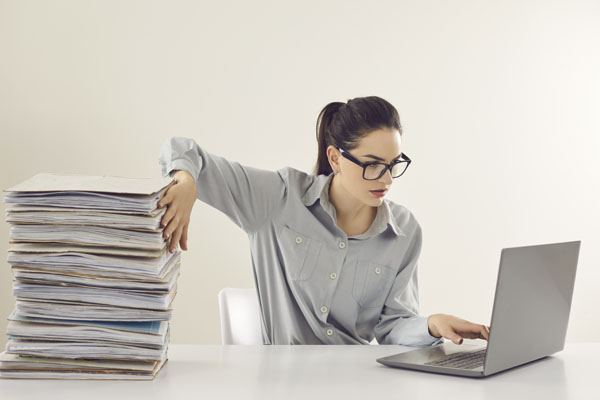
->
<box><xmin>157</xmin><ymin>96</ymin><xmax>490</xmax><ymax>346</ymax></box>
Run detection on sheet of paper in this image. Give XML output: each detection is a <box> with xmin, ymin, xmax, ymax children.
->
<box><xmin>8</xmin><ymin>314</ymin><xmax>167</xmax><ymax>335</ymax></box>
<box><xmin>5</xmin><ymin>339</ymin><xmax>167</xmax><ymax>361</ymax></box>
<box><xmin>0</xmin><ymin>351</ymin><xmax>161</xmax><ymax>371</ymax></box>
<box><xmin>8</xmin><ymin>242</ymin><xmax>168</xmax><ymax>258</ymax></box>
<box><xmin>4</xmin><ymin>173</ymin><xmax>174</xmax><ymax>195</ymax></box>
<box><xmin>15</xmin><ymin>299</ymin><xmax>173</xmax><ymax>321</ymax></box>
<box><xmin>9</xmin><ymin>224</ymin><xmax>166</xmax><ymax>250</ymax></box>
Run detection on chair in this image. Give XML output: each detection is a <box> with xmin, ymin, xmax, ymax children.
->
<box><xmin>217</xmin><ymin>287</ymin><xmax>264</xmax><ymax>345</ymax></box>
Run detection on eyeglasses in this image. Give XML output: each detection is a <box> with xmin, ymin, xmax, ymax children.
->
<box><xmin>337</xmin><ymin>147</ymin><xmax>412</xmax><ymax>180</ymax></box>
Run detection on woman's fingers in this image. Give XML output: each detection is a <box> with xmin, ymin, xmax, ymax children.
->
<box><xmin>456</xmin><ymin>326</ymin><xmax>489</xmax><ymax>340</ymax></box>
<box><xmin>181</xmin><ymin>222</ymin><xmax>189</xmax><ymax>250</ymax></box>
<box><xmin>156</xmin><ymin>175</ymin><xmax>197</xmax><ymax>252</ymax></box>
<box><xmin>161</xmin><ymin>209</ymin><xmax>174</xmax><ymax>237</ymax></box>
<box><xmin>456</xmin><ymin>321</ymin><xmax>489</xmax><ymax>340</ymax></box>
<box><xmin>164</xmin><ymin>214</ymin><xmax>180</xmax><ymax>240</ymax></box>
<box><xmin>463</xmin><ymin>325</ymin><xmax>489</xmax><ymax>341</ymax></box>
<box><xmin>161</xmin><ymin>197</ymin><xmax>182</xmax><ymax>235</ymax></box>
<box><xmin>436</xmin><ymin>315</ymin><xmax>490</xmax><ymax>344</ymax></box>
<box><xmin>158</xmin><ymin>188</ymin><xmax>173</xmax><ymax>208</ymax></box>
<box><xmin>447</xmin><ymin>332</ymin><xmax>464</xmax><ymax>345</ymax></box>
<box><xmin>170</xmin><ymin>224</ymin><xmax>184</xmax><ymax>254</ymax></box>
<box><xmin>159</xmin><ymin>202</ymin><xmax>177</xmax><ymax>231</ymax></box>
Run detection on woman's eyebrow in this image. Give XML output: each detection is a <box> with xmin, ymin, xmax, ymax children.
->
<box><xmin>363</xmin><ymin>153</ymin><xmax>402</xmax><ymax>161</ymax></box>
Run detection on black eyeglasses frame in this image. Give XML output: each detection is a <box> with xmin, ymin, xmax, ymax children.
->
<box><xmin>337</xmin><ymin>147</ymin><xmax>412</xmax><ymax>180</ymax></box>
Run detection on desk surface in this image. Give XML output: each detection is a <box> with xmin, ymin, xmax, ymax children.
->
<box><xmin>0</xmin><ymin>343</ymin><xmax>596</xmax><ymax>400</ymax></box>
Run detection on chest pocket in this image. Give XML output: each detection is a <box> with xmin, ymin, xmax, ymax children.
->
<box><xmin>278</xmin><ymin>225</ymin><xmax>322</xmax><ymax>281</ymax></box>
<box><xmin>352</xmin><ymin>260</ymin><xmax>395</xmax><ymax>308</ymax></box>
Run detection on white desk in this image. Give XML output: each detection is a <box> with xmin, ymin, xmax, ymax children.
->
<box><xmin>0</xmin><ymin>343</ymin><xmax>596</xmax><ymax>399</ymax></box>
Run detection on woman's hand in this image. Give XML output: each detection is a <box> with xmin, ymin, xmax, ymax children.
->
<box><xmin>158</xmin><ymin>170</ymin><xmax>197</xmax><ymax>253</ymax></box>
<box><xmin>428</xmin><ymin>313</ymin><xmax>490</xmax><ymax>345</ymax></box>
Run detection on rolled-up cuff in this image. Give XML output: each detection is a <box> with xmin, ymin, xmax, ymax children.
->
<box><xmin>162</xmin><ymin>158</ymin><xmax>200</xmax><ymax>185</ymax></box>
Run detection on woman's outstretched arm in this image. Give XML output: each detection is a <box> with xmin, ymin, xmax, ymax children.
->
<box><xmin>157</xmin><ymin>136</ymin><xmax>287</xmax><ymax>253</ymax></box>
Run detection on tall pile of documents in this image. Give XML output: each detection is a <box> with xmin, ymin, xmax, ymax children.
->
<box><xmin>0</xmin><ymin>173</ymin><xmax>180</xmax><ymax>380</ymax></box>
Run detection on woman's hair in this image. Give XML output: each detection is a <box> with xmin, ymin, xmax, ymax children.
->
<box><xmin>313</xmin><ymin>96</ymin><xmax>403</xmax><ymax>176</ymax></box>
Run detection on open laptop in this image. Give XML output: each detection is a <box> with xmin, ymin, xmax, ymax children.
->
<box><xmin>376</xmin><ymin>240</ymin><xmax>581</xmax><ymax>378</ymax></box>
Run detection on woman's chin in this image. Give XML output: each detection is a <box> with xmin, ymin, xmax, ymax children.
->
<box><xmin>366</xmin><ymin>196</ymin><xmax>384</xmax><ymax>206</ymax></box>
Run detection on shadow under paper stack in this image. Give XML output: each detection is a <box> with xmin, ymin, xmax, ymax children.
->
<box><xmin>0</xmin><ymin>173</ymin><xmax>179</xmax><ymax>380</ymax></box>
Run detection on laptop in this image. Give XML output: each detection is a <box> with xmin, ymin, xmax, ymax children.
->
<box><xmin>376</xmin><ymin>240</ymin><xmax>581</xmax><ymax>378</ymax></box>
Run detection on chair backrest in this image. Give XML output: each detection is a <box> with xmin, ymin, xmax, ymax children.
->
<box><xmin>217</xmin><ymin>287</ymin><xmax>264</xmax><ymax>345</ymax></box>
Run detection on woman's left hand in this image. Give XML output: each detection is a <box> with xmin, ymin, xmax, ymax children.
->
<box><xmin>428</xmin><ymin>313</ymin><xmax>490</xmax><ymax>345</ymax></box>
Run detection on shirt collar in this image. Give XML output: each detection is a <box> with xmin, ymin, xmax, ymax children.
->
<box><xmin>301</xmin><ymin>173</ymin><xmax>405</xmax><ymax>237</ymax></box>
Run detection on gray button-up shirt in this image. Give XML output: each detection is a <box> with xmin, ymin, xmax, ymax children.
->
<box><xmin>159</xmin><ymin>136</ymin><xmax>444</xmax><ymax>347</ymax></box>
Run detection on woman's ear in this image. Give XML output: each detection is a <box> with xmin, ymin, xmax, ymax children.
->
<box><xmin>326</xmin><ymin>145</ymin><xmax>340</xmax><ymax>173</ymax></box>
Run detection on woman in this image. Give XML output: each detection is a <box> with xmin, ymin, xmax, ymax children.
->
<box><xmin>157</xmin><ymin>96</ymin><xmax>490</xmax><ymax>346</ymax></box>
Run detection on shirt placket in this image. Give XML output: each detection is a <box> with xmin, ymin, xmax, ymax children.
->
<box><xmin>318</xmin><ymin>234</ymin><xmax>349</xmax><ymax>340</ymax></box>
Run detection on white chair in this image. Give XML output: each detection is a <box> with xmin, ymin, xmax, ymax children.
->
<box><xmin>217</xmin><ymin>287</ymin><xmax>264</xmax><ymax>345</ymax></box>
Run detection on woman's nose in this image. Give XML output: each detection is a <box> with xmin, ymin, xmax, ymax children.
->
<box><xmin>379</xmin><ymin>168</ymin><xmax>393</xmax><ymax>185</ymax></box>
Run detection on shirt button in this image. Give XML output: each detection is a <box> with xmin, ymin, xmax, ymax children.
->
<box><xmin>326</xmin><ymin>328</ymin><xmax>334</xmax><ymax>336</ymax></box>
<box><xmin>339</xmin><ymin>242</ymin><xmax>346</xmax><ymax>249</ymax></box>
<box><xmin>329</xmin><ymin>272</ymin><xmax>337</xmax><ymax>280</ymax></box>
<box><xmin>320</xmin><ymin>306</ymin><xmax>328</xmax><ymax>313</ymax></box>
<box><xmin>375</xmin><ymin>267</ymin><xmax>382</xmax><ymax>274</ymax></box>
<box><xmin>295</xmin><ymin>236</ymin><xmax>303</xmax><ymax>244</ymax></box>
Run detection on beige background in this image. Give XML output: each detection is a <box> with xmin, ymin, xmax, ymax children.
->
<box><xmin>1</xmin><ymin>0</ymin><xmax>599</xmax><ymax>350</ymax></box>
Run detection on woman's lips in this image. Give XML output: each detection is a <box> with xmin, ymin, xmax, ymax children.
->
<box><xmin>370</xmin><ymin>189</ymin><xmax>387</xmax><ymax>197</ymax></box>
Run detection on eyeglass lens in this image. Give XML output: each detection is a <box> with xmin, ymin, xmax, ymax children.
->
<box><xmin>364</xmin><ymin>162</ymin><xmax>407</xmax><ymax>180</ymax></box>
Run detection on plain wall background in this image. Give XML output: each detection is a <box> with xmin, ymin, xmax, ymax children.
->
<box><xmin>1</xmin><ymin>0</ymin><xmax>599</xmax><ymax>350</ymax></box>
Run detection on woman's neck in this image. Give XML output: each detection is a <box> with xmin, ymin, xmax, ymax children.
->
<box><xmin>328</xmin><ymin>174</ymin><xmax>376</xmax><ymax>230</ymax></box>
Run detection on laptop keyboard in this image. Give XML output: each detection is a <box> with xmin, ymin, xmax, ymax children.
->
<box><xmin>424</xmin><ymin>349</ymin><xmax>486</xmax><ymax>370</ymax></box>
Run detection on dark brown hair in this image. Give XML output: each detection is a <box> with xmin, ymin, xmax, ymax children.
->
<box><xmin>313</xmin><ymin>96</ymin><xmax>403</xmax><ymax>176</ymax></box>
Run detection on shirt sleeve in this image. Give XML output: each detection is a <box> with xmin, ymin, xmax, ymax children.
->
<box><xmin>373</xmin><ymin>221</ymin><xmax>445</xmax><ymax>347</ymax></box>
<box><xmin>157</xmin><ymin>136</ymin><xmax>287</xmax><ymax>235</ymax></box>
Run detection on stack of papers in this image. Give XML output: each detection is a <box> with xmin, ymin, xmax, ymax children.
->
<box><xmin>1</xmin><ymin>173</ymin><xmax>180</xmax><ymax>380</ymax></box>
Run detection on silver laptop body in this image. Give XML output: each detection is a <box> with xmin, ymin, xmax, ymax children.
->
<box><xmin>376</xmin><ymin>240</ymin><xmax>581</xmax><ymax>378</ymax></box>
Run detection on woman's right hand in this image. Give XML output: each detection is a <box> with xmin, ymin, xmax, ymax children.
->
<box><xmin>158</xmin><ymin>169</ymin><xmax>198</xmax><ymax>253</ymax></box>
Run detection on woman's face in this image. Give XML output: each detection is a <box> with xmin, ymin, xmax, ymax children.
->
<box><xmin>328</xmin><ymin>127</ymin><xmax>402</xmax><ymax>207</ymax></box>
